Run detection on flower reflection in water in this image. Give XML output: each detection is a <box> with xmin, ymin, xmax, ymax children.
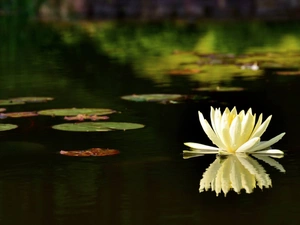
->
<box><xmin>185</xmin><ymin>153</ymin><xmax>285</xmax><ymax>196</ymax></box>
<box><xmin>183</xmin><ymin>107</ymin><xmax>286</xmax><ymax>195</ymax></box>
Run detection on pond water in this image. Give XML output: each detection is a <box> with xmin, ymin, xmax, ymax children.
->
<box><xmin>0</xmin><ymin>17</ymin><xmax>300</xmax><ymax>225</ymax></box>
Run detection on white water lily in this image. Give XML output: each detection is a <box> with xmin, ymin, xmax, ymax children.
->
<box><xmin>184</xmin><ymin>107</ymin><xmax>285</xmax><ymax>155</ymax></box>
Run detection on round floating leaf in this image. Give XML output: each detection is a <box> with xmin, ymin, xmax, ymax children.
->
<box><xmin>9</xmin><ymin>97</ymin><xmax>54</xmax><ymax>103</ymax></box>
<box><xmin>121</xmin><ymin>94</ymin><xmax>185</xmax><ymax>103</ymax></box>
<box><xmin>0</xmin><ymin>108</ymin><xmax>6</xmax><ymax>113</ymax></box>
<box><xmin>38</xmin><ymin>108</ymin><xmax>116</xmax><ymax>117</ymax></box>
<box><xmin>4</xmin><ymin>111</ymin><xmax>39</xmax><ymax>118</ymax></box>
<box><xmin>194</xmin><ymin>86</ymin><xmax>245</xmax><ymax>92</ymax></box>
<box><xmin>60</xmin><ymin>148</ymin><xmax>120</xmax><ymax>157</ymax></box>
<box><xmin>52</xmin><ymin>122</ymin><xmax>145</xmax><ymax>132</ymax></box>
<box><xmin>0</xmin><ymin>99</ymin><xmax>25</xmax><ymax>106</ymax></box>
<box><xmin>0</xmin><ymin>123</ymin><xmax>17</xmax><ymax>131</ymax></box>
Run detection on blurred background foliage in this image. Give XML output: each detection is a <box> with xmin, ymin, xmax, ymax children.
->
<box><xmin>1</xmin><ymin>0</ymin><xmax>300</xmax><ymax>20</ymax></box>
<box><xmin>2</xmin><ymin>0</ymin><xmax>300</xmax><ymax>87</ymax></box>
<box><xmin>2</xmin><ymin>14</ymin><xmax>300</xmax><ymax>87</ymax></box>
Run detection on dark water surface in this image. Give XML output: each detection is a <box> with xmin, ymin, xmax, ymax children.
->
<box><xmin>0</xmin><ymin>17</ymin><xmax>300</xmax><ymax>225</ymax></box>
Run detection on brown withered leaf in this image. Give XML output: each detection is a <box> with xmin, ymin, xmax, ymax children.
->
<box><xmin>4</xmin><ymin>111</ymin><xmax>39</xmax><ymax>118</ymax></box>
<box><xmin>60</xmin><ymin>148</ymin><xmax>120</xmax><ymax>157</ymax></box>
<box><xmin>64</xmin><ymin>114</ymin><xmax>109</xmax><ymax>121</ymax></box>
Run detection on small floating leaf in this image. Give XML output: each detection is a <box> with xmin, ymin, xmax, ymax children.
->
<box><xmin>4</xmin><ymin>111</ymin><xmax>39</xmax><ymax>118</ymax></box>
<box><xmin>0</xmin><ymin>108</ymin><xmax>6</xmax><ymax>113</ymax></box>
<box><xmin>52</xmin><ymin>122</ymin><xmax>145</xmax><ymax>132</ymax></box>
<box><xmin>194</xmin><ymin>86</ymin><xmax>245</xmax><ymax>92</ymax></box>
<box><xmin>9</xmin><ymin>97</ymin><xmax>54</xmax><ymax>103</ymax></box>
<box><xmin>0</xmin><ymin>123</ymin><xmax>17</xmax><ymax>131</ymax></box>
<box><xmin>121</xmin><ymin>94</ymin><xmax>185</xmax><ymax>103</ymax></box>
<box><xmin>60</xmin><ymin>148</ymin><xmax>120</xmax><ymax>157</ymax></box>
<box><xmin>0</xmin><ymin>99</ymin><xmax>25</xmax><ymax>106</ymax></box>
<box><xmin>38</xmin><ymin>108</ymin><xmax>116</xmax><ymax>117</ymax></box>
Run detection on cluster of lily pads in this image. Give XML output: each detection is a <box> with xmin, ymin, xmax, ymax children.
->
<box><xmin>121</xmin><ymin>92</ymin><xmax>237</xmax><ymax>105</ymax></box>
<box><xmin>1</xmin><ymin>94</ymin><xmax>221</xmax><ymax>156</ymax></box>
<box><xmin>166</xmin><ymin>51</ymin><xmax>300</xmax><ymax>78</ymax></box>
<box><xmin>0</xmin><ymin>96</ymin><xmax>146</xmax><ymax>156</ymax></box>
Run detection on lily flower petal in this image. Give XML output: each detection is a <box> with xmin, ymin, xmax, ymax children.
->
<box><xmin>183</xmin><ymin>149</ymin><xmax>219</xmax><ymax>155</ymax></box>
<box><xmin>183</xmin><ymin>142</ymin><xmax>220</xmax><ymax>151</ymax></box>
<box><xmin>248</xmin><ymin>132</ymin><xmax>286</xmax><ymax>152</ymax></box>
<box><xmin>250</xmin><ymin>115</ymin><xmax>272</xmax><ymax>139</ymax></box>
<box><xmin>252</xmin><ymin>149</ymin><xmax>284</xmax><ymax>155</ymax></box>
<box><xmin>198</xmin><ymin>112</ymin><xmax>227</xmax><ymax>149</ymax></box>
<box><xmin>240</xmin><ymin>109</ymin><xmax>256</xmax><ymax>144</ymax></box>
<box><xmin>251</xmin><ymin>113</ymin><xmax>263</xmax><ymax>136</ymax></box>
<box><xmin>230</xmin><ymin>115</ymin><xmax>242</xmax><ymax>150</ymax></box>
<box><xmin>214</xmin><ymin>108</ymin><xmax>222</xmax><ymax>137</ymax></box>
<box><xmin>235</xmin><ymin>137</ymin><xmax>260</xmax><ymax>153</ymax></box>
<box><xmin>210</xmin><ymin>107</ymin><xmax>217</xmax><ymax>134</ymax></box>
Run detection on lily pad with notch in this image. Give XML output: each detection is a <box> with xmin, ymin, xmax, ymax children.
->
<box><xmin>60</xmin><ymin>148</ymin><xmax>120</xmax><ymax>157</ymax></box>
<box><xmin>52</xmin><ymin>122</ymin><xmax>145</xmax><ymax>132</ymax></box>
<box><xmin>38</xmin><ymin>108</ymin><xmax>116</xmax><ymax>117</ymax></box>
<box><xmin>0</xmin><ymin>123</ymin><xmax>18</xmax><ymax>131</ymax></box>
<box><xmin>121</xmin><ymin>94</ymin><xmax>186</xmax><ymax>103</ymax></box>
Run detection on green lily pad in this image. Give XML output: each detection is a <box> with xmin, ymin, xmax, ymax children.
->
<box><xmin>4</xmin><ymin>111</ymin><xmax>39</xmax><ymax>118</ymax></box>
<box><xmin>9</xmin><ymin>97</ymin><xmax>54</xmax><ymax>103</ymax></box>
<box><xmin>52</xmin><ymin>122</ymin><xmax>145</xmax><ymax>132</ymax></box>
<box><xmin>0</xmin><ymin>99</ymin><xmax>25</xmax><ymax>106</ymax></box>
<box><xmin>0</xmin><ymin>123</ymin><xmax>18</xmax><ymax>131</ymax></box>
<box><xmin>38</xmin><ymin>108</ymin><xmax>116</xmax><ymax>117</ymax></box>
<box><xmin>121</xmin><ymin>94</ymin><xmax>185</xmax><ymax>103</ymax></box>
<box><xmin>60</xmin><ymin>148</ymin><xmax>120</xmax><ymax>157</ymax></box>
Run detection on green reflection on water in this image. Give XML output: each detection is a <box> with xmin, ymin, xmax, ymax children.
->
<box><xmin>69</xmin><ymin>21</ymin><xmax>300</xmax><ymax>85</ymax></box>
<box><xmin>0</xmin><ymin>17</ymin><xmax>300</xmax><ymax>95</ymax></box>
<box><xmin>2</xmin><ymin>18</ymin><xmax>300</xmax><ymax>89</ymax></box>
